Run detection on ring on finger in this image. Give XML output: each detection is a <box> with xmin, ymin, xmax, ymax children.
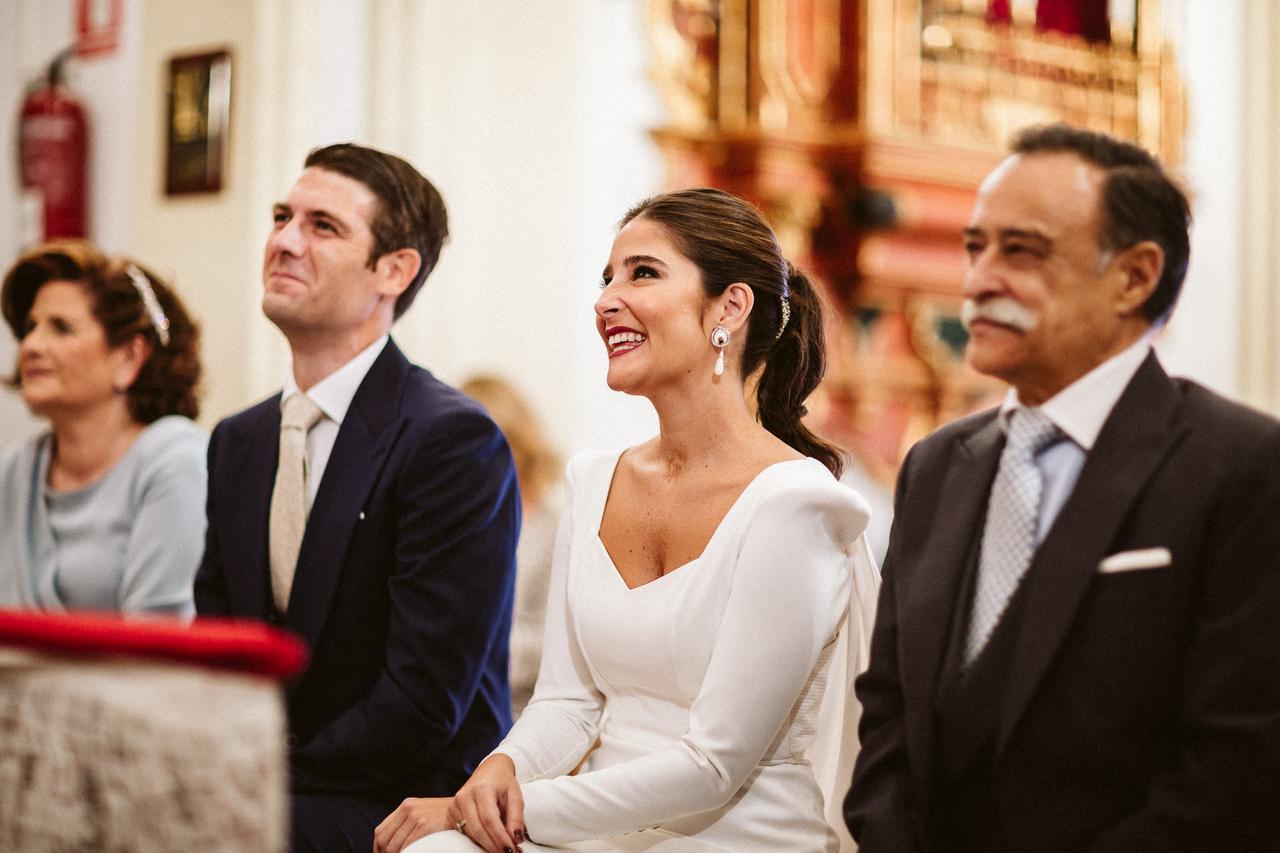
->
<box><xmin>455</xmin><ymin>818</ymin><xmax>468</xmax><ymax>835</ymax></box>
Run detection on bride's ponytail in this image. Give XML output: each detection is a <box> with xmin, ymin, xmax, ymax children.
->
<box><xmin>755</xmin><ymin>262</ymin><xmax>842</xmax><ymax>476</ymax></box>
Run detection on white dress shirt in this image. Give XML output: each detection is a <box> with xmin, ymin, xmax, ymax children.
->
<box><xmin>280</xmin><ymin>335</ymin><xmax>388</xmax><ymax>510</ymax></box>
<box><xmin>998</xmin><ymin>335</ymin><xmax>1153</xmax><ymax>544</ymax></box>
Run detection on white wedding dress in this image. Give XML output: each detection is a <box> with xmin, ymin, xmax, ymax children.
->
<box><xmin>409</xmin><ymin>449</ymin><xmax>879</xmax><ymax>852</ymax></box>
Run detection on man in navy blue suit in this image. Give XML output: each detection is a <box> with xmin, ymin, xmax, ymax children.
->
<box><xmin>195</xmin><ymin>143</ymin><xmax>520</xmax><ymax>851</ymax></box>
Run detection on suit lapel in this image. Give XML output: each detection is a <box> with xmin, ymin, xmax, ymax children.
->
<box><xmin>285</xmin><ymin>341</ymin><xmax>411</xmax><ymax>649</ymax></box>
<box><xmin>901</xmin><ymin>414</ymin><xmax>1003</xmax><ymax>784</ymax></box>
<box><xmin>223</xmin><ymin>400</ymin><xmax>280</xmax><ymax>615</ymax></box>
<box><xmin>996</xmin><ymin>353</ymin><xmax>1187</xmax><ymax>754</ymax></box>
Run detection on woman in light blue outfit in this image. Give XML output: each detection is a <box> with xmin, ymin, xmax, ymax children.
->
<box><xmin>0</xmin><ymin>240</ymin><xmax>206</xmax><ymax>617</ymax></box>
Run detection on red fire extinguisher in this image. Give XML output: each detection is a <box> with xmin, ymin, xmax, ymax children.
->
<box><xmin>19</xmin><ymin>48</ymin><xmax>89</xmax><ymax>240</ymax></box>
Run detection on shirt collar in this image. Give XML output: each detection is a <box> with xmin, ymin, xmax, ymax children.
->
<box><xmin>280</xmin><ymin>334</ymin><xmax>389</xmax><ymax>426</ymax></box>
<box><xmin>997</xmin><ymin>334</ymin><xmax>1152</xmax><ymax>450</ymax></box>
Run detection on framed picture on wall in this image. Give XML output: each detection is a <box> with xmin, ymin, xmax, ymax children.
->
<box><xmin>164</xmin><ymin>50</ymin><xmax>231</xmax><ymax>195</ymax></box>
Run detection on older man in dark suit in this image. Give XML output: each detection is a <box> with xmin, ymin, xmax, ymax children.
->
<box><xmin>195</xmin><ymin>144</ymin><xmax>519</xmax><ymax>851</ymax></box>
<box><xmin>845</xmin><ymin>124</ymin><xmax>1280</xmax><ymax>852</ymax></box>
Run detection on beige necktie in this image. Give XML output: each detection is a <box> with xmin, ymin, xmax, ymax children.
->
<box><xmin>269</xmin><ymin>392</ymin><xmax>323</xmax><ymax>613</ymax></box>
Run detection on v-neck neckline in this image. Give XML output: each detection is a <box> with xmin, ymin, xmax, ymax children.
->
<box><xmin>594</xmin><ymin>449</ymin><xmax>815</xmax><ymax>591</ymax></box>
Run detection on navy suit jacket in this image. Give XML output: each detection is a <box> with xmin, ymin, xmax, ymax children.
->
<box><xmin>195</xmin><ymin>339</ymin><xmax>520</xmax><ymax>804</ymax></box>
<box><xmin>846</xmin><ymin>353</ymin><xmax>1280</xmax><ymax>852</ymax></box>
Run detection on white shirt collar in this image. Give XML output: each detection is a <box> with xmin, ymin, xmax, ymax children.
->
<box><xmin>280</xmin><ymin>334</ymin><xmax>389</xmax><ymax>426</ymax></box>
<box><xmin>997</xmin><ymin>334</ymin><xmax>1153</xmax><ymax>450</ymax></box>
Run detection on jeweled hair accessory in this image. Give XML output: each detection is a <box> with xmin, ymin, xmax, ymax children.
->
<box><xmin>125</xmin><ymin>264</ymin><xmax>171</xmax><ymax>346</ymax></box>
<box><xmin>774</xmin><ymin>295</ymin><xmax>791</xmax><ymax>341</ymax></box>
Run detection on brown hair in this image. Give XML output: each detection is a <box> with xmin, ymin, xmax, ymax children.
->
<box><xmin>620</xmin><ymin>188</ymin><xmax>844</xmax><ymax>476</ymax></box>
<box><xmin>1</xmin><ymin>239</ymin><xmax>202</xmax><ymax>423</ymax></box>
<box><xmin>461</xmin><ymin>374</ymin><xmax>562</xmax><ymax>506</ymax></box>
<box><xmin>304</xmin><ymin>143</ymin><xmax>449</xmax><ymax>320</ymax></box>
<box><xmin>1012</xmin><ymin>123</ymin><xmax>1192</xmax><ymax>324</ymax></box>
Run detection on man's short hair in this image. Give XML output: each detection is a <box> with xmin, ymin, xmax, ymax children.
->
<box><xmin>1012</xmin><ymin>123</ymin><xmax>1191</xmax><ymax>324</ymax></box>
<box><xmin>304</xmin><ymin>143</ymin><xmax>448</xmax><ymax>320</ymax></box>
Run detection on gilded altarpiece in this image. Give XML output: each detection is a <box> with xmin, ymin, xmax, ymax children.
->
<box><xmin>645</xmin><ymin>0</ymin><xmax>1184</xmax><ymax>482</ymax></box>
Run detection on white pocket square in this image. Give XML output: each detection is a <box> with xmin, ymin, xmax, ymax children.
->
<box><xmin>1098</xmin><ymin>547</ymin><xmax>1172</xmax><ymax>574</ymax></box>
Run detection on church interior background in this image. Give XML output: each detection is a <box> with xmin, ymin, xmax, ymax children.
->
<box><xmin>3</xmin><ymin>0</ymin><xmax>1279</xmax><ymax>492</ymax></box>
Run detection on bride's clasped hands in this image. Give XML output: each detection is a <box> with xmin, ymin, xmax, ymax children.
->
<box><xmin>374</xmin><ymin>755</ymin><xmax>525</xmax><ymax>853</ymax></box>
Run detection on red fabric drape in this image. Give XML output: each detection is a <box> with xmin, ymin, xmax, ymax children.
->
<box><xmin>0</xmin><ymin>609</ymin><xmax>308</xmax><ymax>679</ymax></box>
<box><xmin>1037</xmin><ymin>0</ymin><xmax>1110</xmax><ymax>43</ymax></box>
<box><xmin>986</xmin><ymin>0</ymin><xmax>1111</xmax><ymax>44</ymax></box>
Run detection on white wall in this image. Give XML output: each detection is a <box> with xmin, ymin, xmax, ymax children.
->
<box><xmin>228</xmin><ymin>0</ymin><xmax>664</xmax><ymax>457</ymax></box>
<box><xmin>386</xmin><ymin>0</ymin><xmax>664</xmax><ymax>455</ymax></box>
<box><xmin>128</xmin><ymin>0</ymin><xmax>266</xmax><ymax>425</ymax></box>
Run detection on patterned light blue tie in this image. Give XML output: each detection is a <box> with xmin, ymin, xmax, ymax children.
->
<box><xmin>965</xmin><ymin>407</ymin><xmax>1060</xmax><ymax>664</ymax></box>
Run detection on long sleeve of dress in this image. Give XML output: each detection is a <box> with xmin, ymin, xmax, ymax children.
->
<box><xmin>508</xmin><ymin>478</ymin><xmax>869</xmax><ymax>846</ymax></box>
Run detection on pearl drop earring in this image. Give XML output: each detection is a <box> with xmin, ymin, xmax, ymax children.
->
<box><xmin>710</xmin><ymin>325</ymin><xmax>731</xmax><ymax>377</ymax></box>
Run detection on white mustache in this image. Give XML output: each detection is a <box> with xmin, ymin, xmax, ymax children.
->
<box><xmin>961</xmin><ymin>297</ymin><xmax>1039</xmax><ymax>333</ymax></box>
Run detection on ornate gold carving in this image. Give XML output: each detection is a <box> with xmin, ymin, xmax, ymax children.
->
<box><xmin>872</xmin><ymin>1</ymin><xmax>1184</xmax><ymax>163</ymax></box>
<box><xmin>646</xmin><ymin>0</ymin><xmax>721</xmax><ymax>130</ymax></box>
<box><xmin>758</xmin><ymin>0</ymin><xmax>843</xmax><ymax>124</ymax></box>
<box><xmin>644</xmin><ymin>0</ymin><xmax>1186</xmax><ymax>475</ymax></box>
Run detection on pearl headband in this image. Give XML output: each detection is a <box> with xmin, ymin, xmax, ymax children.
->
<box><xmin>125</xmin><ymin>264</ymin><xmax>171</xmax><ymax>346</ymax></box>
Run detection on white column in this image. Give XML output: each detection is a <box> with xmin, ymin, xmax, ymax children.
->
<box><xmin>1154</xmin><ymin>0</ymin><xmax>1246</xmax><ymax>404</ymax></box>
<box><xmin>1236</xmin><ymin>0</ymin><xmax>1280</xmax><ymax>412</ymax></box>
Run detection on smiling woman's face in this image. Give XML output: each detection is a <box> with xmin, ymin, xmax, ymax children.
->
<box><xmin>16</xmin><ymin>280</ymin><xmax>128</xmax><ymax>418</ymax></box>
<box><xmin>594</xmin><ymin>217</ymin><xmax>715</xmax><ymax>397</ymax></box>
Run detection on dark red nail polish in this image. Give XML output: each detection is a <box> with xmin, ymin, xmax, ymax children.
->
<box><xmin>514</xmin><ymin>829</ymin><xmax>524</xmax><ymax>843</ymax></box>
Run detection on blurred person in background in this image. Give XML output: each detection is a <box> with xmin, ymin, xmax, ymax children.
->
<box><xmin>461</xmin><ymin>374</ymin><xmax>563</xmax><ymax>718</ymax></box>
<box><xmin>0</xmin><ymin>240</ymin><xmax>205</xmax><ymax>616</ymax></box>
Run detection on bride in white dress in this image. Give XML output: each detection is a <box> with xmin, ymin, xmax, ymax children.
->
<box><xmin>374</xmin><ymin>188</ymin><xmax>879</xmax><ymax>853</ymax></box>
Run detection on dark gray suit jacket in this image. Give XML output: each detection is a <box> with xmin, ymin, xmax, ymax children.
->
<box><xmin>846</xmin><ymin>352</ymin><xmax>1280</xmax><ymax>852</ymax></box>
